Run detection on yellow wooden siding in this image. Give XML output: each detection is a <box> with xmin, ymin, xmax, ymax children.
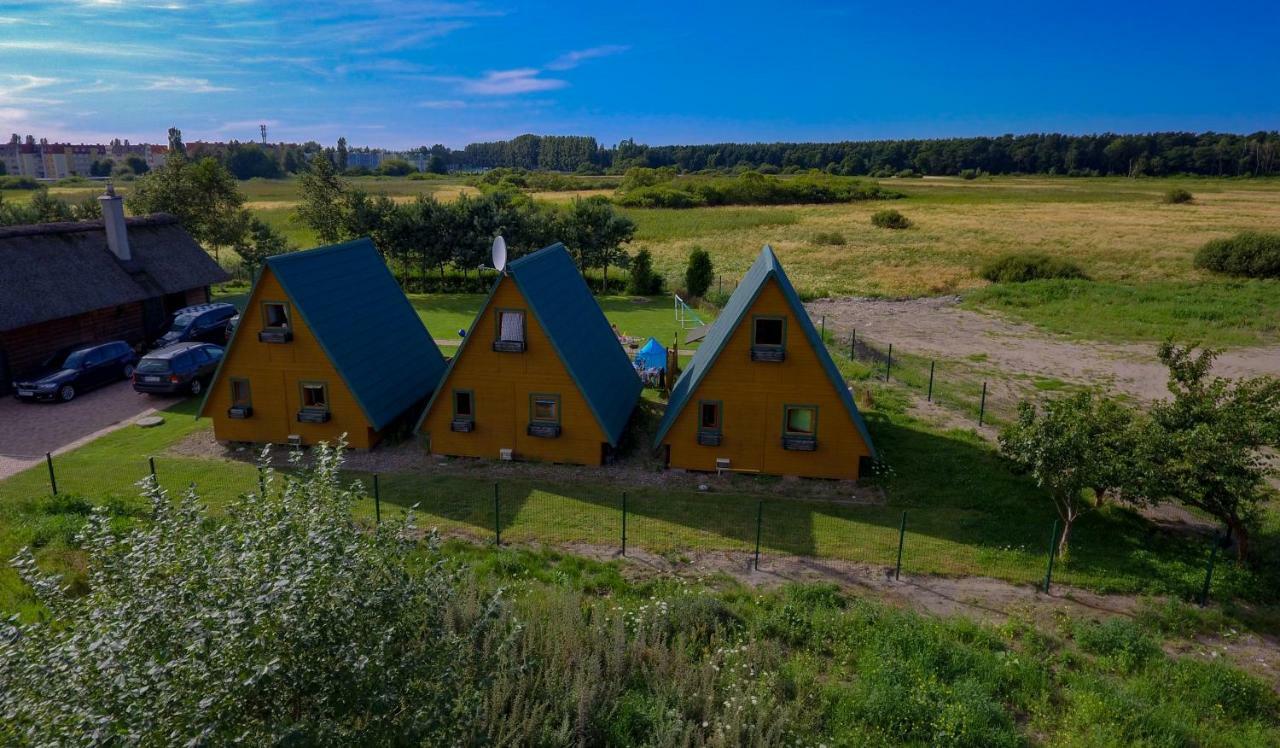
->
<box><xmin>202</xmin><ymin>268</ymin><xmax>378</xmax><ymax>449</ymax></box>
<box><xmin>420</xmin><ymin>277</ymin><xmax>609</xmax><ymax>465</ymax></box>
<box><xmin>662</xmin><ymin>279</ymin><xmax>871</xmax><ymax>480</ymax></box>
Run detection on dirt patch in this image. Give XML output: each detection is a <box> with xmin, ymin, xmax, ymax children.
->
<box><xmin>807</xmin><ymin>296</ymin><xmax>1280</xmax><ymax>403</ymax></box>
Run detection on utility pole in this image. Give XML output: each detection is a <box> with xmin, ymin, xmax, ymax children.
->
<box><xmin>259</xmin><ymin>124</ymin><xmax>267</xmax><ymax>145</ymax></box>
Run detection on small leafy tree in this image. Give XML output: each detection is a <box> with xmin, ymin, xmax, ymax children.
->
<box><xmin>559</xmin><ymin>196</ymin><xmax>636</xmax><ymax>287</ymax></box>
<box><xmin>627</xmin><ymin>248</ymin><xmax>664</xmax><ymax>295</ymax></box>
<box><xmin>294</xmin><ymin>156</ymin><xmax>348</xmax><ymax>243</ymax></box>
<box><xmin>685</xmin><ymin>247</ymin><xmax>713</xmax><ymax>297</ymax></box>
<box><xmin>232</xmin><ymin>217</ymin><xmax>293</xmax><ymax>277</ymax></box>
<box><xmin>1000</xmin><ymin>392</ymin><xmax>1141</xmax><ymax>557</ymax></box>
<box><xmin>0</xmin><ymin>444</ymin><xmax>504</xmax><ymax>744</ymax></box>
<box><xmin>1140</xmin><ymin>343</ymin><xmax>1280</xmax><ymax>560</ymax></box>
<box><xmin>129</xmin><ymin>155</ymin><xmax>248</xmax><ymax>253</ymax></box>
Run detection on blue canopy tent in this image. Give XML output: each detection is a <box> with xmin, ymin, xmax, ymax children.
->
<box><xmin>634</xmin><ymin>337</ymin><xmax>666</xmax><ymax>371</ymax></box>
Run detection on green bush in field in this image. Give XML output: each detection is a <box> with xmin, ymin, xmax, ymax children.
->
<box><xmin>871</xmin><ymin>208</ymin><xmax>912</xmax><ymax>229</ymax></box>
<box><xmin>1194</xmin><ymin>231</ymin><xmax>1280</xmax><ymax>278</ymax></box>
<box><xmin>626</xmin><ymin>248</ymin><xmax>664</xmax><ymax>295</ymax></box>
<box><xmin>685</xmin><ymin>246</ymin><xmax>713</xmax><ymax>297</ymax></box>
<box><xmin>1162</xmin><ymin>187</ymin><xmax>1194</xmax><ymax>204</ymax></box>
<box><xmin>614</xmin><ymin>169</ymin><xmax>900</xmax><ymax>208</ymax></box>
<box><xmin>813</xmin><ymin>230</ymin><xmax>847</xmax><ymax>245</ymax></box>
<box><xmin>979</xmin><ymin>252</ymin><xmax>1088</xmax><ymax>283</ymax></box>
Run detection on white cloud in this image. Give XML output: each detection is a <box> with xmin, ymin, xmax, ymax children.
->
<box><xmin>0</xmin><ymin>75</ymin><xmax>63</xmax><ymax>105</ymax></box>
<box><xmin>450</xmin><ymin>68</ymin><xmax>566</xmax><ymax>95</ymax></box>
<box><xmin>545</xmin><ymin>44</ymin><xmax>629</xmax><ymax>71</ymax></box>
<box><xmin>417</xmin><ymin>99</ymin><xmax>466</xmax><ymax>109</ymax></box>
<box><xmin>144</xmin><ymin>76</ymin><xmax>235</xmax><ymax>93</ymax></box>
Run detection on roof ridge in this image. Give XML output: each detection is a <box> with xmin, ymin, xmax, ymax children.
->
<box><xmin>0</xmin><ymin>213</ymin><xmax>178</xmax><ymax>240</ymax></box>
<box><xmin>267</xmin><ymin>237</ymin><xmax>370</xmax><ymax>266</ymax></box>
<box><xmin>507</xmin><ymin>241</ymin><xmax>567</xmax><ymax>271</ymax></box>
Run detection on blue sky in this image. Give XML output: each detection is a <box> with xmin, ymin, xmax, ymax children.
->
<box><xmin>1</xmin><ymin>0</ymin><xmax>1277</xmax><ymax>149</ymax></box>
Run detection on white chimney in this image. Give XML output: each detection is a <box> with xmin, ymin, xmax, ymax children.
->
<box><xmin>98</xmin><ymin>181</ymin><xmax>131</xmax><ymax>262</ymax></box>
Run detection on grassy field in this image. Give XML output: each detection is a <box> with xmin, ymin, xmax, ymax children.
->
<box><xmin>10</xmin><ymin>173</ymin><xmax>1279</xmax><ymax>346</ymax></box>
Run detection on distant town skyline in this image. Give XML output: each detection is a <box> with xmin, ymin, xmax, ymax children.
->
<box><xmin>2</xmin><ymin>1</ymin><xmax>1277</xmax><ymax>150</ymax></box>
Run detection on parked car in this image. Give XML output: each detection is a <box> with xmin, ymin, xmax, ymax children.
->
<box><xmin>225</xmin><ymin>313</ymin><xmax>240</xmax><ymax>343</ymax></box>
<box><xmin>12</xmin><ymin>341</ymin><xmax>138</xmax><ymax>403</ymax></box>
<box><xmin>132</xmin><ymin>342</ymin><xmax>224</xmax><ymax>396</ymax></box>
<box><xmin>153</xmin><ymin>303</ymin><xmax>238</xmax><ymax>349</ymax></box>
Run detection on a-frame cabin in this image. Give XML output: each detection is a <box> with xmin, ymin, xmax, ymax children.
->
<box><xmin>415</xmin><ymin>242</ymin><xmax>641</xmax><ymax>465</ymax></box>
<box><xmin>199</xmin><ymin>238</ymin><xmax>447</xmax><ymax>449</ymax></box>
<box><xmin>654</xmin><ymin>245</ymin><xmax>875</xmax><ymax>480</ymax></box>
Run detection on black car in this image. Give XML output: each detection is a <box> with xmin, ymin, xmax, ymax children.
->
<box><xmin>153</xmin><ymin>303</ymin><xmax>238</xmax><ymax>349</ymax></box>
<box><xmin>132</xmin><ymin>342</ymin><xmax>224</xmax><ymax>396</ymax></box>
<box><xmin>12</xmin><ymin>341</ymin><xmax>138</xmax><ymax>403</ymax></box>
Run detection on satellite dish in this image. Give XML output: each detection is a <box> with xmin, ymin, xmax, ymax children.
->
<box><xmin>491</xmin><ymin>235</ymin><xmax>507</xmax><ymax>272</ymax></box>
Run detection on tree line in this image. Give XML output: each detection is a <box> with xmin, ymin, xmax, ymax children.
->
<box><xmin>455</xmin><ymin>131</ymin><xmax>1280</xmax><ymax>177</ymax></box>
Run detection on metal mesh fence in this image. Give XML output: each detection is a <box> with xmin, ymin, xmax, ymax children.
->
<box><xmin>0</xmin><ymin>452</ymin><xmax>1237</xmax><ymax>604</ymax></box>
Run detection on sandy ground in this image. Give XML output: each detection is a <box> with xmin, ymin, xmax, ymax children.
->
<box><xmin>807</xmin><ymin>296</ymin><xmax>1280</xmax><ymax>402</ymax></box>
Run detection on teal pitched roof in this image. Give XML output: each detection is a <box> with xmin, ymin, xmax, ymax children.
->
<box><xmin>653</xmin><ymin>245</ymin><xmax>876</xmax><ymax>458</ymax></box>
<box><xmin>415</xmin><ymin>242</ymin><xmax>640</xmax><ymax>446</ymax></box>
<box><xmin>202</xmin><ymin>238</ymin><xmax>446</xmax><ymax>431</ymax></box>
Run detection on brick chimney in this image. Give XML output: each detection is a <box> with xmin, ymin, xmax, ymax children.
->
<box><xmin>98</xmin><ymin>181</ymin><xmax>131</xmax><ymax>262</ymax></box>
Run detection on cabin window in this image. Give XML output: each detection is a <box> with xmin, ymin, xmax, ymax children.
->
<box><xmin>784</xmin><ymin>405</ymin><xmax>817</xmax><ymax>435</ymax></box>
<box><xmin>301</xmin><ymin>382</ymin><xmax>328</xmax><ymax>411</ymax></box>
<box><xmin>230</xmin><ymin>378</ymin><xmax>251</xmax><ymax>407</ymax></box>
<box><xmin>263</xmin><ymin>302</ymin><xmax>290</xmax><ymax>329</ymax></box>
<box><xmin>696</xmin><ymin>400</ymin><xmax>723</xmax><ymax>446</ymax></box>
<box><xmin>698</xmin><ymin>401</ymin><xmax>722</xmax><ymax>432</ymax></box>
<box><xmin>530</xmin><ymin>394</ymin><xmax>560</xmax><ymax>424</ymax></box>
<box><xmin>453</xmin><ymin>390</ymin><xmax>474</xmax><ymax>420</ymax></box>
<box><xmin>750</xmin><ymin>316</ymin><xmax>786</xmax><ymax>361</ymax></box>
<box><xmin>494</xmin><ymin>309</ymin><xmax>526</xmax><ymax>352</ymax></box>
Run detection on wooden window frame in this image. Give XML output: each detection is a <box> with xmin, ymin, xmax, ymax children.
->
<box><xmin>697</xmin><ymin>400</ymin><xmax>722</xmax><ymax>433</ymax></box>
<box><xmin>529</xmin><ymin>393</ymin><xmax>561</xmax><ymax>425</ymax></box>
<box><xmin>259</xmin><ymin>300</ymin><xmax>293</xmax><ymax>343</ymax></box>
<box><xmin>299</xmin><ymin>381</ymin><xmax>329</xmax><ymax>412</ymax></box>
<box><xmin>493</xmin><ymin>308</ymin><xmax>527</xmax><ymax>352</ymax></box>
<box><xmin>781</xmin><ymin>403</ymin><xmax>819</xmax><ymax>450</ymax></box>
<box><xmin>750</xmin><ymin>315</ymin><xmax>787</xmax><ymax>361</ymax></box>
<box><xmin>227</xmin><ymin>377</ymin><xmax>252</xmax><ymax>419</ymax></box>
<box><xmin>450</xmin><ymin>388</ymin><xmax>476</xmax><ymax>432</ymax></box>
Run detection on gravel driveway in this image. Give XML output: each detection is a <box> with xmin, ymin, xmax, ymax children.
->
<box><xmin>0</xmin><ymin>382</ymin><xmax>164</xmax><ymax>479</ymax></box>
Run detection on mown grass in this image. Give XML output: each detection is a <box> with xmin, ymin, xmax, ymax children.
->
<box><xmin>966</xmin><ymin>279</ymin><xmax>1280</xmax><ymax>345</ymax></box>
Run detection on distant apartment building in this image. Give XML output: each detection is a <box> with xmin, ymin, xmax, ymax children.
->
<box><xmin>0</xmin><ymin>139</ymin><xmax>166</xmax><ymax>179</ymax></box>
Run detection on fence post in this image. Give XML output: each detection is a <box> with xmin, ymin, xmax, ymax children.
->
<box><xmin>1199</xmin><ymin>535</ymin><xmax>1220</xmax><ymax>606</ymax></box>
<box><xmin>1042</xmin><ymin>519</ymin><xmax>1060</xmax><ymax>593</ymax></box>
<box><xmin>895</xmin><ymin>511</ymin><xmax>907</xmax><ymax>580</ymax></box>
<box><xmin>927</xmin><ymin>361</ymin><xmax>935</xmax><ymax>402</ymax></box>
<box><xmin>820</xmin><ymin>315</ymin><xmax>826</xmax><ymax>342</ymax></box>
<box><xmin>753</xmin><ymin>500</ymin><xmax>763</xmax><ymax>571</ymax></box>
<box><xmin>45</xmin><ymin>452</ymin><xmax>57</xmax><ymax>496</ymax></box>
<box><xmin>373</xmin><ymin>473</ymin><xmax>381</xmax><ymax>525</ymax></box>
<box><xmin>149</xmin><ymin>456</ymin><xmax>157</xmax><ymax>481</ymax></box>
<box><xmin>849</xmin><ymin>330</ymin><xmax>856</xmax><ymax>360</ymax></box>
<box><xmin>978</xmin><ymin>382</ymin><xmax>988</xmax><ymax>426</ymax></box>
<box><xmin>885</xmin><ymin>344</ymin><xmax>893</xmax><ymax>382</ymax></box>
<box><xmin>493</xmin><ymin>482</ymin><xmax>501</xmax><ymax>546</ymax></box>
<box><xmin>621</xmin><ymin>491</ymin><xmax>628</xmax><ymax>555</ymax></box>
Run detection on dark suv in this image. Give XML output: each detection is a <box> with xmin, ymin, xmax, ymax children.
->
<box><xmin>12</xmin><ymin>341</ymin><xmax>138</xmax><ymax>403</ymax></box>
<box><xmin>153</xmin><ymin>303</ymin><xmax>238</xmax><ymax>349</ymax></box>
<box><xmin>132</xmin><ymin>342</ymin><xmax>224</xmax><ymax>396</ymax></box>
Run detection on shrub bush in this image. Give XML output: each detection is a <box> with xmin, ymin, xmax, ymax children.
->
<box><xmin>685</xmin><ymin>247</ymin><xmax>713</xmax><ymax>297</ymax></box>
<box><xmin>960</xmin><ymin>169</ymin><xmax>981</xmax><ymax>180</ymax></box>
<box><xmin>0</xmin><ymin>175</ymin><xmax>41</xmax><ymax>190</ymax></box>
<box><xmin>614</xmin><ymin>170</ymin><xmax>900</xmax><ymax>208</ymax></box>
<box><xmin>979</xmin><ymin>252</ymin><xmax>1088</xmax><ymax>283</ymax></box>
<box><xmin>871</xmin><ymin>209</ymin><xmax>911</xmax><ymax>229</ymax></box>
<box><xmin>1162</xmin><ymin>187</ymin><xmax>1193</xmax><ymax>204</ymax></box>
<box><xmin>626</xmin><ymin>248</ymin><xmax>664</xmax><ymax>295</ymax></box>
<box><xmin>1193</xmin><ymin>231</ymin><xmax>1280</xmax><ymax>279</ymax></box>
<box><xmin>813</xmin><ymin>231</ymin><xmax>847</xmax><ymax>245</ymax></box>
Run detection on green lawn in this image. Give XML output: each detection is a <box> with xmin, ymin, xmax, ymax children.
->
<box><xmin>3</xmin><ymin>374</ymin><xmax>1273</xmax><ymax>618</ymax></box>
<box><xmin>965</xmin><ymin>278</ymin><xmax>1280</xmax><ymax>346</ymax></box>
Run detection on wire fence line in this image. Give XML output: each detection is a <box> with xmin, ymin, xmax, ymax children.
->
<box><xmin>3</xmin><ymin>452</ymin><xmax>1242</xmax><ymax>606</ymax></box>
